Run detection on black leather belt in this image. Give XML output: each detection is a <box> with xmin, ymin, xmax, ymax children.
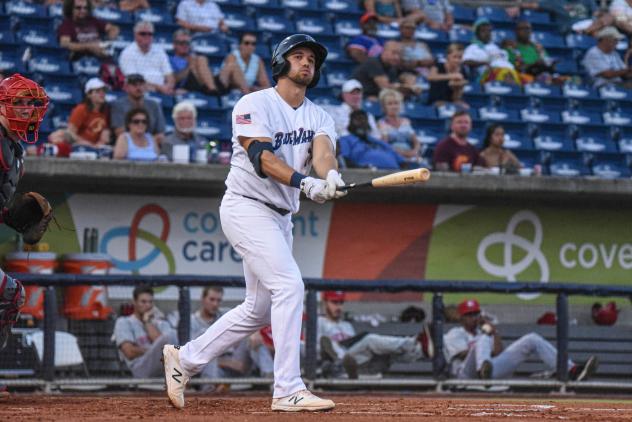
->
<box><xmin>241</xmin><ymin>195</ymin><xmax>290</xmax><ymax>216</ymax></box>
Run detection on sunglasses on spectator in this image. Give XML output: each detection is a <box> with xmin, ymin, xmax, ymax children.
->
<box><xmin>131</xmin><ymin>119</ymin><xmax>147</xmax><ymax>125</ymax></box>
<box><xmin>175</xmin><ymin>40</ymin><xmax>190</xmax><ymax>45</ymax></box>
<box><xmin>137</xmin><ymin>32</ymin><xmax>154</xmax><ymax>37</ymax></box>
<box><xmin>242</xmin><ymin>40</ymin><xmax>257</xmax><ymax>46</ymax></box>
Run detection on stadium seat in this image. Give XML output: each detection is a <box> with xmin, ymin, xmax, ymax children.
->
<box><xmin>565</xmin><ymin>33</ymin><xmax>596</xmax><ymax>49</ymax></box>
<box><xmin>414</xmin><ymin>26</ymin><xmax>448</xmax><ymax>42</ymax></box>
<box><xmin>415</xmin><ymin>128</ymin><xmax>442</xmax><ymax>145</ymax></box>
<box><xmin>521</xmin><ymin>10</ymin><xmax>550</xmax><ymax>24</ymax></box>
<box><xmin>197</xmin><ymin>118</ymin><xmax>229</xmax><ymax>139</ymax></box>
<box><xmin>599</xmin><ymin>85</ymin><xmax>632</xmax><ymax>101</ymax></box>
<box><xmin>548</xmin><ymin>152</ymin><xmax>590</xmax><ymax>176</ymax></box>
<box><xmin>282</xmin><ymin>0</ymin><xmax>319</xmax><ymax>10</ymax></box>
<box><xmin>477</xmin><ymin>6</ymin><xmax>510</xmax><ymax>23</ymax></box>
<box><xmin>191</xmin><ymin>33</ymin><xmax>229</xmax><ymax>57</ymax></box>
<box><xmin>7</xmin><ymin>1</ymin><xmax>47</xmax><ymax>17</ymax></box>
<box><xmin>244</xmin><ymin>0</ymin><xmax>280</xmax><ymax>7</ymax></box>
<box><xmin>376</xmin><ymin>23</ymin><xmax>399</xmax><ymax>39</ymax></box>
<box><xmin>534</xmin><ymin>134</ymin><xmax>574</xmax><ymax>152</ymax></box>
<box><xmin>321</xmin><ymin>0</ymin><xmax>361</xmax><ymax>13</ymax></box>
<box><xmin>92</xmin><ymin>7</ymin><xmax>133</xmax><ymax>24</ymax></box>
<box><xmin>503</xmin><ymin>132</ymin><xmax>533</xmax><ymax>150</ymax></box>
<box><xmin>561</xmin><ymin>110</ymin><xmax>601</xmax><ymax>125</ymax></box>
<box><xmin>483</xmin><ymin>82</ymin><xmax>521</xmax><ymax>96</ymax></box>
<box><xmin>70</xmin><ymin>56</ymin><xmax>100</xmax><ymax>76</ymax></box>
<box><xmin>213</xmin><ymin>0</ymin><xmax>242</xmax><ymax>5</ymax></box>
<box><xmin>533</xmin><ymin>31</ymin><xmax>565</xmax><ymax>48</ymax></box>
<box><xmin>524</xmin><ymin>82</ymin><xmax>561</xmax><ymax>97</ymax></box>
<box><xmin>591</xmin><ymin>154</ymin><xmax>631</xmax><ymax>179</ymax></box>
<box><xmin>224</xmin><ymin>12</ymin><xmax>255</xmax><ymax>30</ymax></box>
<box><xmin>335</xmin><ymin>18</ymin><xmax>362</xmax><ymax>36</ymax></box>
<box><xmin>311</xmin><ymin>95</ymin><xmax>339</xmax><ymax>107</ymax></box>
<box><xmin>17</xmin><ymin>28</ymin><xmax>58</xmax><ymax>47</ymax></box>
<box><xmin>48</xmin><ymin>3</ymin><xmax>63</xmax><ymax>17</ymax></box>
<box><xmin>135</xmin><ymin>8</ymin><xmax>174</xmax><ymax>25</ymax></box>
<box><xmin>324</xmin><ymin>62</ymin><xmax>350</xmax><ymax>87</ymax></box>
<box><xmin>562</xmin><ymin>83</ymin><xmax>598</xmax><ymax>99</ymax></box>
<box><xmin>479</xmin><ymin>106</ymin><xmax>519</xmax><ymax>122</ymax></box>
<box><xmin>220</xmin><ymin>91</ymin><xmax>242</xmax><ymax>109</ymax></box>
<box><xmin>295</xmin><ymin>16</ymin><xmax>334</xmax><ymax>36</ymax></box>
<box><xmin>321</xmin><ymin>40</ymin><xmax>346</xmax><ymax>62</ymax></box>
<box><xmin>604</xmin><ymin>111</ymin><xmax>632</xmax><ymax>126</ymax></box>
<box><xmin>449</xmin><ymin>26</ymin><xmax>472</xmax><ymax>44</ymax></box>
<box><xmin>402</xmin><ymin>102</ymin><xmax>436</xmax><ymax>119</ymax></box>
<box><xmin>576</xmin><ymin>135</ymin><xmax>617</xmax><ymax>153</ymax></box>
<box><xmin>44</xmin><ymin>82</ymin><xmax>82</xmax><ymax>105</ymax></box>
<box><xmin>0</xmin><ymin>51</ymin><xmax>25</xmax><ymax>73</ymax></box>
<box><xmin>29</xmin><ymin>55</ymin><xmax>72</xmax><ymax>75</ymax></box>
<box><xmin>618</xmin><ymin>138</ymin><xmax>632</xmax><ymax>153</ymax></box>
<box><xmin>257</xmin><ymin>13</ymin><xmax>293</xmax><ymax>33</ymax></box>
<box><xmin>145</xmin><ymin>92</ymin><xmax>174</xmax><ymax>108</ymax></box>
<box><xmin>513</xmin><ymin>149</ymin><xmax>542</xmax><ymax>171</ymax></box>
<box><xmin>175</xmin><ymin>92</ymin><xmax>221</xmax><ymax>110</ymax></box>
<box><xmin>467</xmin><ymin>128</ymin><xmax>485</xmax><ymax>148</ymax></box>
<box><xmin>452</xmin><ymin>5</ymin><xmax>475</xmax><ymax>22</ymax></box>
<box><xmin>520</xmin><ymin>107</ymin><xmax>559</xmax><ymax>123</ymax></box>
<box><xmin>491</xmin><ymin>29</ymin><xmax>513</xmax><ymax>44</ymax></box>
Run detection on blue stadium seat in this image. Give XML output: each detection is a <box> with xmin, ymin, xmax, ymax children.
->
<box><xmin>311</xmin><ymin>96</ymin><xmax>339</xmax><ymax>107</ymax></box>
<box><xmin>478</xmin><ymin>106</ymin><xmax>519</xmax><ymax>122</ymax></box>
<box><xmin>503</xmin><ymin>132</ymin><xmax>534</xmax><ymax>150</ymax></box>
<box><xmin>477</xmin><ymin>6</ymin><xmax>510</xmax><ymax>23</ymax></box>
<box><xmin>224</xmin><ymin>12</ymin><xmax>255</xmax><ymax>30</ymax></box>
<box><xmin>548</xmin><ymin>152</ymin><xmax>590</xmax><ymax>176</ymax></box>
<box><xmin>295</xmin><ymin>16</ymin><xmax>334</xmax><ymax>36</ymax></box>
<box><xmin>29</xmin><ymin>55</ymin><xmax>72</xmax><ymax>75</ymax></box>
<box><xmin>415</xmin><ymin>127</ymin><xmax>442</xmax><ymax>145</ymax></box>
<box><xmin>0</xmin><ymin>51</ymin><xmax>25</xmax><ymax>73</ymax></box>
<box><xmin>415</xmin><ymin>26</ymin><xmax>449</xmax><ymax>43</ymax></box>
<box><xmin>153</xmin><ymin>30</ymin><xmax>174</xmax><ymax>53</ymax></box>
<box><xmin>599</xmin><ymin>85</ymin><xmax>632</xmax><ymax>101</ymax></box>
<box><xmin>136</xmin><ymin>8</ymin><xmax>174</xmax><ymax>25</ymax></box>
<box><xmin>112</xmin><ymin>29</ymin><xmax>133</xmax><ymax>51</ymax></box>
<box><xmin>533</xmin><ymin>31</ymin><xmax>565</xmax><ymax>48</ymax></box>
<box><xmin>402</xmin><ymin>102</ymin><xmax>436</xmax><ymax>119</ymax></box>
<box><xmin>92</xmin><ymin>7</ymin><xmax>133</xmax><ymax>24</ymax></box>
<box><xmin>0</xmin><ymin>30</ymin><xmax>16</xmax><ymax>45</ymax></box>
<box><xmin>534</xmin><ymin>133</ymin><xmax>574</xmax><ymax>152</ymax></box>
<box><xmin>197</xmin><ymin>118</ymin><xmax>230</xmax><ymax>139</ymax></box>
<box><xmin>520</xmin><ymin>107</ymin><xmax>560</xmax><ymax>123</ymax></box>
<box><xmin>363</xmin><ymin>99</ymin><xmax>382</xmax><ymax>118</ymax></box>
<box><xmin>562</xmin><ymin>83</ymin><xmax>598</xmax><ymax>99</ymax></box>
<box><xmin>72</xmin><ymin>56</ymin><xmax>101</xmax><ymax>76</ymax></box>
<box><xmin>591</xmin><ymin>154</ymin><xmax>631</xmax><ymax>179</ymax></box>
<box><xmin>335</xmin><ymin>18</ymin><xmax>362</xmax><ymax>36</ymax></box>
<box><xmin>376</xmin><ymin>23</ymin><xmax>399</xmax><ymax>39</ymax></box>
<box><xmin>43</xmin><ymin>82</ymin><xmax>82</xmax><ymax>105</ymax></box>
<box><xmin>483</xmin><ymin>82</ymin><xmax>521</xmax><ymax>96</ymax></box>
<box><xmin>604</xmin><ymin>111</ymin><xmax>632</xmax><ymax>126</ymax></box>
<box><xmin>7</xmin><ymin>1</ymin><xmax>47</xmax><ymax>17</ymax></box>
<box><xmin>320</xmin><ymin>0</ymin><xmax>361</xmax><ymax>13</ymax></box>
<box><xmin>321</xmin><ymin>40</ymin><xmax>346</xmax><ymax>62</ymax></box>
<box><xmin>521</xmin><ymin>10</ymin><xmax>550</xmax><ymax>24</ymax></box>
<box><xmin>561</xmin><ymin>110</ymin><xmax>601</xmax><ymax>125</ymax></box>
<box><xmin>449</xmin><ymin>26</ymin><xmax>472</xmax><ymax>44</ymax></box>
<box><xmin>467</xmin><ymin>127</ymin><xmax>485</xmax><ymax>148</ymax></box>
<box><xmin>489</xmin><ymin>93</ymin><xmax>529</xmax><ymax>110</ymax></box>
<box><xmin>257</xmin><ymin>13</ymin><xmax>293</xmax><ymax>33</ymax></box>
<box><xmin>17</xmin><ymin>28</ymin><xmax>58</xmax><ymax>47</ymax></box>
<box><xmin>567</xmin><ymin>97</ymin><xmax>606</xmax><ymax>113</ymax></box>
<box><xmin>191</xmin><ymin>34</ymin><xmax>229</xmax><ymax>57</ymax></box>
<box><xmin>554</xmin><ymin>59</ymin><xmax>578</xmax><ymax>75</ymax></box>
<box><xmin>213</xmin><ymin>0</ymin><xmax>243</xmax><ymax>5</ymax></box>
<box><xmin>145</xmin><ymin>92</ymin><xmax>174</xmax><ymax>108</ymax></box>
<box><xmin>576</xmin><ymin>136</ymin><xmax>617</xmax><ymax>153</ymax></box>
<box><xmin>524</xmin><ymin>82</ymin><xmax>562</xmax><ymax>97</ymax></box>
<box><xmin>244</xmin><ymin>0</ymin><xmax>280</xmax><ymax>7</ymax></box>
<box><xmin>282</xmin><ymin>0</ymin><xmax>319</xmax><ymax>10</ymax></box>
<box><xmin>565</xmin><ymin>33</ymin><xmax>595</xmax><ymax>49</ymax></box>
<box><xmin>618</xmin><ymin>138</ymin><xmax>632</xmax><ymax>153</ymax></box>
<box><xmin>48</xmin><ymin>3</ymin><xmax>63</xmax><ymax>17</ymax></box>
<box><xmin>324</xmin><ymin>63</ymin><xmax>350</xmax><ymax>87</ymax></box>
<box><xmin>220</xmin><ymin>91</ymin><xmax>242</xmax><ymax>109</ymax></box>
<box><xmin>176</xmin><ymin>92</ymin><xmax>221</xmax><ymax>110</ymax></box>
<box><xmin>491</xmin><ymin>29</ymin><xmax>513</xmax><ymax>44</ymax></box>
<box><xmin>452</xmin><ymin>5</ymin><xmax>476</xmax><ymax>22</ymax></box>
<box><xmin>513</xmin><ymin>149</ymin><xmax>542</xmax><ymax>171</ymax></box>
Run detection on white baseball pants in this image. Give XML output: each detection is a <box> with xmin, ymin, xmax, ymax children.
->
<box><xmin>179</xmin><ymin>192</ymin><xmax>306</xmax><ymax>398</ymax></box>
<box><xmin>456</xmin><ymin>332</ymin><xmax>574</xmax><ymax>379</ymax></box>
<box><xmin>346</xmin><ymin>334</ymin><xmax>422</xmax><ymax>366</ymax></box>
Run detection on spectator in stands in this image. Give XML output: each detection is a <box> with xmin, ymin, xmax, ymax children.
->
<box><xmin>538</xmin><ymin>0</ymin><xmax>610</xmax><ymax>35</ymax></box>
<box><xmin>119</xmin><ymin>21</ymin><xmax>175</xmax><ymax>95</ymax></box>
<box><xmin>426</xmin><ymin>43</ymin><xmax>468</xmax><ymax>108</ymax></box>
<box><xmin>48</xmin><ymin>78</ymin><xmax>111</xmax><ymax>147</ymax></box>
<box><xmin>398</xmin><ymin>19</ymin><xmax>434</xmax><ymax>78</ymax></box>
<box><xmin>327</xmin><ymin>79</ymin><xmax>380</xmax><ymax>139</ymax></box>
<box><xmin>582</xmin><ymin>27</ymin><xmax>632</xmax><ymax>88</ymax></box>
<box><xmin>377</xmin><ymin>89</ymin><xmax>421</xmax><ymax>163</ymax></box>
<box><xmin>402</xmin><ymin>0</ymin><xmax>453</xmax><ymax>30</ymax></box>
<box><xmin>57</xmin><ymin>0</ymin><xmax>119</xmax><ymax>61</ymax></box>
<box><xmin>119</xmin><ymin>0</ymin><xmax>149</xmax><ymax>12</ymax></box>
<box><xmin>479</xmin><ymin>124</ymin><xmax>521</xmax><ymax>174</ymax></box>
<box><xmin>352</xmin><ymin>41</ymin><xmax>422</xmax><ymax>100</ymax></box>
<box><xmin>162</xmin><ymin>101</ymin><xmax>208</xmax><ymax>161</ymax></box>
<box><xmin>221</xmin><ymin>32</ymin><xmax>271</xmax><ymax>94</ymax></box>
<box><xmin>339</xmin><ymin>110</ymin><xmax>405</xmax><ymax>170</ymax></box>
<box><xmin>110</xmin><ymin>74</ymin><xmax>166</xmax><ymax>143</ymax></box>
<box><xmin>433</xmin><ymin>110</ymin><xmax>482</xmax><ymax>172</ymax></box>
<box><xmin>363</xmin><ymin>0</ymin><xmax>424</xmax><ymax>24</ymax></box>
<box><xmin>176</xmin><ymin>0</ymin><xmax>228</xmax><ymax>34</ymax></box>
<box><xmin>317</xmin><ymin>291</ymin><xmax>434</xmax><ymax>379</ymax></box>
<box><xmin>505</xmin><ymin>21</ymin><xmax>555</xmax><ymax>82</ymax></box>
<box><xmin>463</xmin><ymin>18</ymin><xmax>521</xmax><ymax>86</ymax></box>
<box><xmin>113</xmin><ymin>108</ymin><xmax>160</xmax><ymax>161</ymax></box>
<box><xmin>611</xmin><ymin>0</ymin><xmax>632</xmax><ymax>37</ymax></box>
<box><xmin>346</xmin><ymin>13</ymin><xmax>385</xmax><ymax>64</ymax></box>
<box><xmin>169</xmin><ymin>29</ymin><xmax>223</xmax><ymax>95</ymax></box>
<box><xmin>113</xmin><ymin>285</ymin><xmax>177</xmax><ymax>378</ymax></box>
<box><xmin>444</xmin><ymin>298</ymin><xmax>598</xmax><ymax>381</ymax></box>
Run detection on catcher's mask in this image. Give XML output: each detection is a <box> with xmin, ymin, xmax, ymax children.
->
<box><xmin>0</xmin><ymin>74</ymin><xmax>49</xmax><ymax>144</ymax></box>
<box><xmin>0</xmin><ymin>275</ymin><xmax>25</xmax><ymax>350</ymax></box>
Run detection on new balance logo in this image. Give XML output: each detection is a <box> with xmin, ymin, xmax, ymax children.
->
<box><xmin>289</xmin><ymin>395</ymin><xmax>304</xmax><ymax>405</ymax></box>
<box><xmin>172</xmin><ymin>368</ymin><xmax>183</xmax><ymax>384</ymax></box>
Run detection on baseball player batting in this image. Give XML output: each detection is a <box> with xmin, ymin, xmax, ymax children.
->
<box><xmin>0</xmin><ymin>74</ymin><xmax>54</xmax><ymax>398</ymax></box>
<box><xmin>163</xmin><ymin>34</ymin><xmax>345</xmax><ymax>411</ymax></box>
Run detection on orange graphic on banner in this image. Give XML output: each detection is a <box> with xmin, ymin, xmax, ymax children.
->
<box><xmin>323</xmin><ymin>203</ymin><xmax>437</xmax><ymax>301</ymax></box>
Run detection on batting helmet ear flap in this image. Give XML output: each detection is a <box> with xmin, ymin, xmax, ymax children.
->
<box><xmin>271</xmin><ymin>34</ymin><xmax>327</xmax><ymax>89</ymax></box>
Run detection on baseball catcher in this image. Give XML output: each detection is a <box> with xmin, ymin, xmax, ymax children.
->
<box><xmin>0</xmin><ymin>74</ymin><xmax>51</xmax><ymax>383</ymax></box>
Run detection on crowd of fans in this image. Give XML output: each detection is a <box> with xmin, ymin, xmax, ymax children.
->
<box><xmin>12</xmin><ymin>0</ymin><xmax>629</xmax><ymax>173</ymax></box>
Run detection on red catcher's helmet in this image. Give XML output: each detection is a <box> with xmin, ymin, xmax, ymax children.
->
<box><xmin>0</xmin><ymin>74</ymin><xmax>49</xmax><ymax>144</ymax></box>
<box><xmin>322</xmin><ymin>291</ymin><xmax>346</xmax><ymax>302</ymax></box>
<box><xmin>457</xmin><ymin>298</ymin><xmax>481</xmax><ymax>317</ymax></box>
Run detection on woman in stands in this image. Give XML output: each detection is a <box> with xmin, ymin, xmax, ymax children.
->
<box><xmin>377</xmin><ymin>88</ymin><xmax>421</xmax><ymax>164</ymax></box>
<box><xmin>49</xmin><ymin>78</ymin><xmax>111</xmax><ymax>148</ymax></box>
<box><xmin>426</xmin><ymin>43</ymin><xmax>469</xmax><ymax>108</ymax></box>
<box><xmin>398</xmin><ymin>19</ymin><xmax>435</xmax><ymax>78</ymax></box>
<box><xmin>220</xmin><ymin>32</ymin><xmax>271</xmax><ymax>94</ymax></box>
<box><xmin>479</xmin><ymin>124</ymin><xmax>521</xmax><ymax>173</ymax></box>
<box><xmin>113</xmin><ymin>108</ymin><xmax>159</xmax><ymax>161</ymax></box>
<box><xmin>364</xmin><ymin>0</ymin><xmax>424</xmax><ymax>24</ymax></box>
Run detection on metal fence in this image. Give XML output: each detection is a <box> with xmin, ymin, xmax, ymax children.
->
<box><xmin>5</xmin><ymin>274</ymin><xmax>632</xmax><ymax>392</ymax></box>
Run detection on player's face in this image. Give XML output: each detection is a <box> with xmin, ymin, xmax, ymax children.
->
<box><xmin>134</xmin><ymin>293</ymin><xmax>154</xmax><ymax>315</ymax></box>
<box><xmin>325</xmin><ymin>300</ymin><xmax>344</xmax><ymax>320</ymax></box>
<box><xmin>285</xmin><ymin>47</ymin><xmax>316</xmax><ymax>87</ymax></box>
<box><xmin>201</xmin><ymin>290</ymin><xmax>222</xmax><ymax>317</ymax></box>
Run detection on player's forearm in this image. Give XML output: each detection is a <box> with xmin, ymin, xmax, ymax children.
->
<box><xmin>312</xmin><ymin>151</ymin><xmax>338</xmax><ymax>179</ymax></box>
<box><xmin>260</xmin><ymin>151</ymin><xmax>298</xmax><ymax>186</ymax></box>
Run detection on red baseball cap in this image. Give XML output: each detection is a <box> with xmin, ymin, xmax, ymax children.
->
<box><xmin>537</xmin><ymin>311</ymin><xmax>557</xmax><ymax>325</ymax></box>
<box><xmin>360</xmin><ymin>12</ymin><xmax>378</xmax><ymax>25</ymax></box>
<box><xmin>457</xmin><ymin>299</ymin><xmax>480</xmax><ymax>317</ymax></box>
<box><xmin>593</xmin><ymin>302</ymin><xmax>618</xmax><ymax>326</ymax></box>
<box><xmin>322</xmin><ymin>291</ymin><xmax>346</xmax><ymax>302</ymax></box>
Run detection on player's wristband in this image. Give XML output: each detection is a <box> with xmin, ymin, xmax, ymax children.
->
<box><xmin>290</xmin><ymin>172</ymin><xmax>307</xmax><ymax>189</ymax></box>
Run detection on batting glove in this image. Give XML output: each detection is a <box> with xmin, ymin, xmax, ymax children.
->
<box><xmin>300</xmin><ymin>177</ymin><xmax>330</xmax><ymax>204</ymax></box>
<box><xmin>325</xmin><ymin>169</ymin><xmax>347</xmax><ymax>199</ymax></box>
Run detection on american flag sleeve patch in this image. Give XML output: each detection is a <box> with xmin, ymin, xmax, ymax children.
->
<box><xmin>236</xmin><ymin>113</ymin><xmax>252</xmax><ymax>124</ymax></box>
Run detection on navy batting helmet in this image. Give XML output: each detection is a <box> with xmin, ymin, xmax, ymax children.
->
<box><xmin>271</xmin><ymin>34</ymin><xmax>328</xmax><ymax>89</ymax></box>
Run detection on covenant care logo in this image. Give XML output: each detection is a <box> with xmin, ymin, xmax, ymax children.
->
<box><xmin>477</xmin><ymin>210</ymin><xmax>549</xmax><ymax>300</ymax></box>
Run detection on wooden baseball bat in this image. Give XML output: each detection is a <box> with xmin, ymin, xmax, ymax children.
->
<box><xmin>337</xmin><ymin>168</ymin><xmax>431</xmax><ymax>190</ymax></box>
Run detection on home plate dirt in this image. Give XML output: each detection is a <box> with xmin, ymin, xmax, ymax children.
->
<box><xmin>3</xmin><ymin>393</ymin><xmax>632</xmax><ymax>421</ymax></box>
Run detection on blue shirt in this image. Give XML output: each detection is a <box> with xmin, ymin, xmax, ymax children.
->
<box><xmin>169</xmin><ymin>55</ymin><xmax>189</xmax><ymax>88</ymax></box>
<box><xmin>346</xmin><ymin>35</ymin><xmax>384</xmax><ymax>58</ymax></box>
<box><xmin>339</xmin><ymin>134</ymin><xmax>403</xmax><ymax>169</ymax></box>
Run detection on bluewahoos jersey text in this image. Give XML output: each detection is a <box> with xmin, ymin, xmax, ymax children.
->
<box><xmin>273</xmin><ymin>128</ymin><xmax>315</xmax><ymax>150</ymax></box>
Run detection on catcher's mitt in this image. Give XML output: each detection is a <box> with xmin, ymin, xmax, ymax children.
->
<box><xmin>3</xmin><ymin>192</ymin><xmax>52</xmax><ymax>245</ymax></box>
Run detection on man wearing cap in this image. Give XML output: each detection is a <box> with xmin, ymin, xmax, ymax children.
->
<box><xmin>346</xmin><ymin>13</ymin><xmax>385</xmax><ymax>64</ymax></box>
<box><xmin>327</xmin><ymin>79</ymin><xmax>380</xmax><ymax>139</ymax></box>
<box><xmin>119</xmin><ymin>21</ymin><xmax>175</xmax><ymax>95</ymax></box>
<box><xmin>110</xmin><ymin>74</ymin><xmax>166</xmax><ymax>144</ymax></box>
<box><xmin>318</xmin><ymin>291</ymin><xmax>434</xmax><ymax>379</ymax></box>
<box><xmin>443</xmin><ymin>298</ymin><xmax>598</xmax><ymax>382</ymax></box>
<box><xmin>582</xmin><ymin>26</ymin><xmax>632</xmax><ymax>88</ymax></box>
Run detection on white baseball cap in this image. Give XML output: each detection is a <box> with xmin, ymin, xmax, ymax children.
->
<box><xmin>84</xmin><ymin>78</ymin><xmax>106</xmax><ymax>93</ymax></box>
<box><xmin>342</xmin><ymin>79</ymin><xmax>363</xmax><ymax>93</ymax></box>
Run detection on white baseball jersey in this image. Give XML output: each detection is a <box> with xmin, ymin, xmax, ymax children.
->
<box><xmin>225</xmin><ymin>87</ymin><xmax>337</xmax><ymax>214</ymax></box>
<box><xmin>317</xmin><ymin>316</ymin><xmax>356</xmax><ymax>343</ymax></box>
<box><xmin>443</xmin><ymin>326</ymin><xmax>480</xmax><ymax>374</ymax></box>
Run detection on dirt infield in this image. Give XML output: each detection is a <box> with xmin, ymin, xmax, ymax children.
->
<box><xmin>3</xmin><ymin>393</ymin><xmax>632</xmax><ymax>421</ymax></box>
